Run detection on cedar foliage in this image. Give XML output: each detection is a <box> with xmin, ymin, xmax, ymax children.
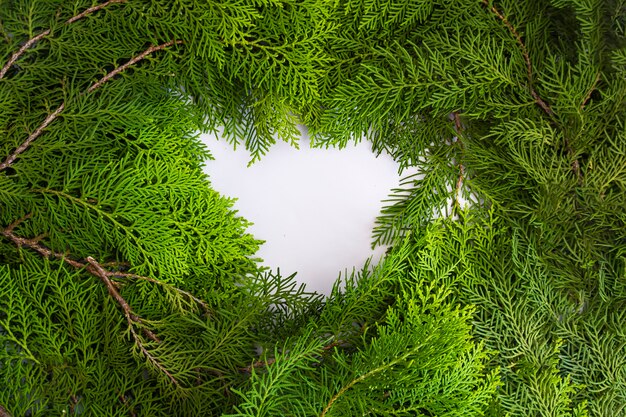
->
<box><xmin>0</xmin><ymin>0</ymin><xmax>624</xmax><ymax>416</ymax></box>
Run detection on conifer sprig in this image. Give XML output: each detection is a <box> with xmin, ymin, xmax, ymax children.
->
<box><xmin>452</xmin><ymin>111</ymin><xmax>466</xmax><ymax>210</ymax></box>
<box><xmin>0</xmin><ymin>213</ymin><xmax>204</xmax><ymax>386</ymax></box>
<box><xmin>84</xmin><ymin>256</ymin><xmax>178</xmax><ymax>386</ymax></box>
<box><xmin>0</xmin><ymin>0</ymin><xmax>126</xmax><ymax>79</ymax></box>
<box><xmin>0</xmin><ymin>39</ymin><xmax>181</xmax><ymax>171</ymax></box>
<box><xmin>481</xmin><ymin>0</ymin><xmax>553</xmax><ymax>116</ymax></box>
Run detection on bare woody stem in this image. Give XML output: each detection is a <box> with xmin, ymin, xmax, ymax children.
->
<box><xmin>581</xmin><ymin>72</ymin><xmax>601</xmax><ymax>110</ymax></box>
<box><xmin>0</xmin><ymin>404</ymin><xmax>12</xmax><ymax>417</ymax></box>
<box><xmin>0</xmin><ymin>103</ymin><xmax>65</xmax><ymax>172</ymax></box>
<box><xmin>0</xmin><ymin>0</ymin><xmax>127</xmax><ymax>79</ymax></box>
<box><xmin>87</xmin><ymin>40</ymin><xmax>182</xmax><ymax>93</ymax></box>
<box><xmin>482</xmin><ymin>2</ymin><xmax>583</xmax><ymax>180</ymax></box>
<box><xmin>482</xmin><ymin>0</ymin><xmax>552</xmax><ymax>116</ymax></box>
<box><xmin>0</xmin><ymin>214</ymin><xmax>213</xmax><ymax>386</ymax></box>
<box><xmin>0</xmin><ymin>40</ymin><xmax>182</xmax><ymax>172</ymax></box>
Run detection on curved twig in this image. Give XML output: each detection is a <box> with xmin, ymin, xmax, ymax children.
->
<box><xmin>0</xmin><ymin>0</ymin><xmax>127</xmax><ymax>79</ymax></box>
<box><xmin>0</xmin><ymin>40</ymin><xmax>182</xmax><ymax>172</ymax></box>
<box><xmin>482</xmin><ymin>0</ymin><xmax>552</xmax><ymax>116</ymax></box>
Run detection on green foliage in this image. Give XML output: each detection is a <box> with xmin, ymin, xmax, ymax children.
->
<box><xmin>228</xmin><ymin>247</ymin><xmax>498</xmax><ymax>416</ymax></box>
<box><xmin>1</xmin><ymin>0</ymin><xmax>625</xmax><ymax>416</ymax></box>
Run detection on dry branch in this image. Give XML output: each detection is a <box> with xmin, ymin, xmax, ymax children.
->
<box><xmin>85</xmin><ymin>257</ymin><xmax>177</xmax><ymax>385</ymax></box>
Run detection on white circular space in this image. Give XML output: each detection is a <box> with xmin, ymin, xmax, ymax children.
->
<box><xmin>200</xmin><ymin>130</ymin><xmax>407</xmax><ymax>296</ymax></box>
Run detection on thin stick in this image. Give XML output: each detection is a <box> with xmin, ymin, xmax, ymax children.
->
<box><xmin>0</xmin><ymin>40</ymin><xmax>181</xmax><ymax>172</ymax></box>
<box><xmin>87</xmin><ymin>40</ymin><xmax>182</xmax><ymax>93</ymax></box>
<box><xmin>66</xmin><ymin>0</ymin><xmax>126</xmax><ymax>24</ymax></box>
<box><xmin>482</xmin><ymin>0</ymin><xmax>552</xmax><ymax>116</ymax></box>
<box><xmin>86</xmin><ymin>257</ymin><xmax>178</xmax><ymax>386</ymax></box>
<box><xmin>0</xmin><ymin>0</ymin><xmax>127</xmax><ymax>79</ymax></box>
<box><xmin>0</xmin><ymin>103</ymin><xmax>65</xmax><ymax>171</ymax></box>
<box><xmin>0</xmin><ymin>30</ymin><xmax>51</xmax><ymax>79</ymax></box>
<box><xmin>581</xmin><ymin>72</ymin><xmax>601</xmax><ymax>110</ymax></box>
<box><xmin>0</xmin><ymin>404</ymin><xmax>12</xmax><ymax>417</ymax></box>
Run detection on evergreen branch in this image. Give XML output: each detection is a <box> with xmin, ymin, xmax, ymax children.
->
<box><xmin>319</xmin><ymin>341</ymin><xmax>429</xmax><ymax>417</ymax></box>
<box><xmin>85</xmin><ymin>256</ymin><xmax>178</xmax><ymax>386</ymax></box>
<box><xmin>0</xmin><ymin>216</ymin><xmax>199</xmax><ymax>386</ymax></box>
<box><xmin>0</xmin><ymin>40</ymin><xmax>182</xmax><ymax>172</ymax></box>
<box><xmin>452</xmin><ymin>112</ymin><xmax>465</xmax><ymax>210</ymax></box>
<box><xmin>482</xmin><ymin>0</ymin><xmax>552</xmax><ymax>116</ymax></box>
<box><xmin>111</xmin><ymin>271</ymin><xmax>210</xmax><ymax>314</ymax></box>
<box><xmin>0</xmin><ymin>0</ymin><xmax>127</xmax><ymax>79</ymax></box>
<box><xmin>240</xmin><ymin>339</ymin><xmax>345</xmax><ymax>373</ymax></box>
<box><xmin>36</xmin><ymin>188</ymin><xmax>151</xmax><ymax>263</ymax></box>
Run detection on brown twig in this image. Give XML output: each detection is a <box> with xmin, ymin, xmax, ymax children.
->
<box><xmin>0</xmin><ymin>404</ymin><xmax>12</xmax><ymax>417</ymax></box>
<box><xmin>482</xmin><ymin>0</ymin><xmax>552</xmax><ymax>116</ymax></box>
<box><xmin>0</xmin><ymin>30</ymin><xmax>51</xmax><ymax>79</ymax></box>
<box><xmin>0</xmin><ymin>216</ymin><xmax>192</xmax><ymax>386</ymax></box>
<box><xmin>566</xmin><ymin>143</ymin><xmax>582</xmax><ymax>182</ymax></box>
<box><xmin>87</xmin><ymin>40</ymin><xmax>183</xmax><ymax>93</ymax></box>
<box><xmin>116</xmin><ymin>390</ymin><xmax>138</xmax><ymax>417</ymax></box>
<box><xmin>580</xmin><ymin>72</ymin><xmax>601</xmax><ymax>110</ymax></box>
<box><xmin>0</xmin><ymin>102</ymin><xmax>65</xmax><ymax>171</ymax></box>
<box><xmin>0</xmin><ymin>0</ymin><xmax>127</xmax><ymax>79</ymax></box>
<box><xmin>2</xmin><ymin>213</ymin><xmax>84</xmax><ymax>268</ymax></box>
<box><xmin>0</xmin><ymin>40</ymin><xmax>182</xmax><ymax>172</ymax></box>
<box><xmin>66</xmin><ymin>0</ymin><xmax>126</xmax><ymax>24</ymax></box>
<box><xmin>85</xmin><ymin>257</ymin><xmax>178</xmax><ymax>386</ymax></box>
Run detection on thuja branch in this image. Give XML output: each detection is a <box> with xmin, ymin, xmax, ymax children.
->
<box><xmin>240</xmin><ymin>339</ymin><xmax>346</xmax><ymax>373</ymax></box>
<box><xmin>0</xmin><ymin>215</ymin><xmax>213</xmax><ymax>386</ymax></box>
<box><xmin>482</xmin><ymin>0</ymin><xmax>552</xmax><ymax>116</ymax></box>
<box><xmin>85</xmin><ymin>256</ymin><xmax>178</xmax><ymax>386</ymax></box>
<box><xmin>0</xmin><ymin>0</ymin><xmax>127</xmax><ymax>79</ymax></box>
<box><xmin>111</xmin><ymin>271</ymin><xmax>210</xmax><ymax>314</ymax></box>
<box><xmin>319</xmin><ymin>341</ymin><xmax>429</xmax><ymax>417</ymax></box>
<box><xmin>0</xmin><ymin>40</ymin><xmax>182</xmax><ymax>172</ymax></box>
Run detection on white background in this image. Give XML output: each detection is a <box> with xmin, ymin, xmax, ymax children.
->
<box><xmin>201</xmin><ymin>131</ymin><xmax>408</xmax><ymax>295</ymax></box>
